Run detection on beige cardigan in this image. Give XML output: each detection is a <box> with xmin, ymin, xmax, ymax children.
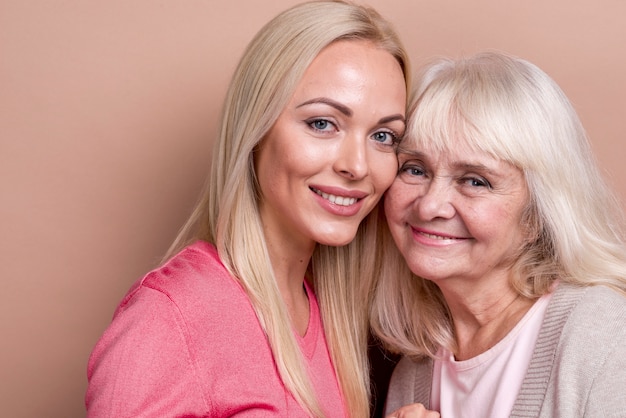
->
<box><xmin>385</xmin><ymin>284</ymin><xmax>626</xmax><ymax>417</ymax></box>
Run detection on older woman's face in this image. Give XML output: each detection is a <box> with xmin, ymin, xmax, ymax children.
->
<box><xmin>384</xmin><ymin>141</ymin><xmax>530</xmax><ymax>288</ymax></box>
<box><xmin>255</xmin><ymin>40</ymin><xmax>406</xmax><ymax>250</ymax></box>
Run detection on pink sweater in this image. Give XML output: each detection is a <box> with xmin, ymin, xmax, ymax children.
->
<box><xmin>86</xmin><ymin>241</ymin><xmax>347</xmax><ymax>417</ymax></box>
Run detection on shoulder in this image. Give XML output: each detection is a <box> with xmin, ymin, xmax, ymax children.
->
<box><xmin>547</xmin><ymin>284</ymin><xmax>626</xmax><ymax>374</ymax></box>
<box><xmin>536</xmin><ymin>284</ymin><xmax>626</xmax><ymax>415</ymax></box>
<box><xmin>87</xmin><ymin>241</ymin><xmax>270</xmax><ymax>412</ymax></box>
<box><xmin>576</xmin><ymin>283</ymin><xmax>626</xmax><ymax>313</ymax></box>
<box><xmin>554</xmin><ymin>283</ymin><xmax>626</xmax><ymax>337</ymax></box>
<box><xmin>543</xmin><ymin>283</ymin><xmax>626</xmax><ymax>356</ymax></box>
<box><xmin>560</xmin><ymin>284</ymin><xmax>626</xmax><ymax>351</ymax></box>
<box><xmin>118</xmin><ymin>241</ymin><xmax>248</xmax><ymax>316</ymax></box>
<box><xmin>91</xmin><ymin>241</ymin><xmax>254</xmax><ymax>354</ymax></box>
<box><xmin>98</xmin><ymin>240</ymin><xmax>263</xmax><ymax>363</ymax></box>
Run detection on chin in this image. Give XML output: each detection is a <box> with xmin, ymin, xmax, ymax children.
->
<box><xmin>315</xmin><ymin>231</ymin><xmax>358</xmax><ymax>247</ymax></box>
<box><xmin>317</xmin><ymin>238</ymin><xmax>354</xmax><ymax>247</ymax></box>
<box><xmin>311</xmin><ymin>220</ymin><xmax>363</xmax><ymax>247</ymax></box>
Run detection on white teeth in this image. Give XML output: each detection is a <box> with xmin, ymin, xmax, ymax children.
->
<box><xmin>314</xmin><ymin>189</ymin><xmax>357</xmax><ymax>206</ymax></box>
<box><xmin>422</xmin><ymin>232</ymin><xmax>454</xmax><ymax>240</ymax></box>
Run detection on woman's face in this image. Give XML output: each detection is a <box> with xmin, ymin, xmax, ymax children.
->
<box><xmin>255</xmin><ymin>40</ymin><xmax>406</xmax><ymax>250</ymax></box>
<box><xmin>384</xmin><ymin>140</ymin><xmax>530</xmax><ymax>289</ymax></box>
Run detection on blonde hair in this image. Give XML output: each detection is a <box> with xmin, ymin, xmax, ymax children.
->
<box><xmin>166</xmin><ymin>1</ymin><xmax>410</xmax><ymax>415</ymax></box>
<box><xmin>371</xmin><ymin>51</ymin><xmax>626</xmax><ymax>359</ymax></box>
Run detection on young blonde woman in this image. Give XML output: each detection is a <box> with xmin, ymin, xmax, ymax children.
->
<box><xmin>86</xmin><ymin>1</ymin><xmax>411</xmax><ymax>417</ymax></box>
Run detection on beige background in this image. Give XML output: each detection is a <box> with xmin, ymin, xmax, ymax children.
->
<box><xmin>1</xmin><ymin>0</ymin><xmax>624</xmax><ymax>416</ymax></box>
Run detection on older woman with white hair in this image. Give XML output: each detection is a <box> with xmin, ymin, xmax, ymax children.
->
<box><xmin>373</xmin><ymin>51</ymin><xmax>626</xmax><ymax>418</ymax></box>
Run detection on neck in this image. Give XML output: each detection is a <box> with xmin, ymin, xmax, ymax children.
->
<box><xmin>266</xmin><ymin>240</ymin><xmax>315</xmax><ymax>337</ymax></box>
<box><xmin>441</xmin><ymin>280</ymin><xmax>534</xmax><ymax>360</ymax></box>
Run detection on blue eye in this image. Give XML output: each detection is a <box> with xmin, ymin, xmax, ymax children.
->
<box><xmin>405</xmin><ymin>166</ymin><xmax>425</xmax><ymax>176</ymax></box>
<box><xmin>463</xmin><ymin>177</ymin><xmax>491</xmax><ymax>188</ymax></box>
<box><xmin>372</xmin><ymin>131</ymin><xmax>397</xmax><ymax>145</ymax></box>
<box><xmin>397</xmin><ymin>162</ymin><xmax>427</xmax><ymax>184</ymax></box>
<box><xmin>308</xmin><ymin>119</ymin><xmax>334</xmax><ymax>131</ymax></box>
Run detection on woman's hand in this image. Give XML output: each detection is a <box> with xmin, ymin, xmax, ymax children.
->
<box><xmin>386</xmin><ymin>403</ymin><xmax>440</xmax><ymax>418</ymax></box>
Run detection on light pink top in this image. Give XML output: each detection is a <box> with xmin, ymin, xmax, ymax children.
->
<box><xmin>431</xmin><ymin>292</ymin><xmax>553</xmax><ymax>418</ymax></box>
<box><xmin>86</xmin><ymin>241</ymin><xmax>347</xmax><ymax>417</ymax></box>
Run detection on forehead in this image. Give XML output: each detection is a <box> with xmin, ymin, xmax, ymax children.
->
<box><xmin>284</xmin><ymin>39</ymin><xmax>407</xmax><ymax>123</ymax></box>
<box><xmin>296</xmin><ymin>39</ymin><xmax>405</xmax><ymax>93</ymax></box>
<box><xmin>399</xmin><ymin>135</ymin><xmax>487</xmax><ymax>162</ymax></box>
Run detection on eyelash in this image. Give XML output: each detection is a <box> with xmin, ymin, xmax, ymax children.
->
<box><xmin>373</xmin><ymin>130</ymin><xmax>401</xmax><ymax>146</ymax></box>
<box><xmin>398</xmin><ymin>161</ymin><xmax>425</xmax><ymax>175</ymax></box>
<box><xmin>308</xmin><ymin>118</ymin><xmax>335</xmax><ymax>132</ymax></box>
<box><xmin>398</xmin><ymin>162</ymin><xmax>492</xmax><ymax>189</ymax></box>
<box><xmin>462</xmin><ymin>177</ymin><xmax>491</xmax><ymax>188</ymax></box>
<box><xmin>306</xmin><ymin>118</ymin><xmax>400</xmax><ymax>146</ymax></box>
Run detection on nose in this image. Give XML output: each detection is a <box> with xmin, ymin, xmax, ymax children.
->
<box><xmin>415</xmin><ymin>178</ymin><xmax>455</xmax><ymax>220</ymax></box>
<box><xmin>333</xmin><ymin>134</ymin><xmax>368</xmax><ymax>180</ymax></box>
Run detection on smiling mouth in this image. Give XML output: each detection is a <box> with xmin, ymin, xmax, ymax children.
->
<box><xmin>418</xmin><ymin>231</ymin><xmax>463</xmax><ymax>241</ymax></box>
<box><xmin>311</xmin><ymin>188</ymin><xmax>358</xmax><ymax>206</ymax></box>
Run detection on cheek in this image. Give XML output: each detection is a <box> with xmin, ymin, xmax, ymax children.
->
<box><xmin>370</xmin><ymin>153</ymin><xmax>399</xmax><ymax>190</ymax></box>
<box><xmin>468</xmin><ymin>205</ymin><xmax>520</xmax><ymax>242</ymax></box>
<box><xmin>383</xmin><ymin>181</ymin><xmax>408</xmax><ymax>222</ymax></box>
<box><xmin>256</xmin><ymin>146</ymin><xmax>300</xmax><ymax>201</ymax></box>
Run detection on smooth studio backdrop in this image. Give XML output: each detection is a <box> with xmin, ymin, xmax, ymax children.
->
<box><xmin>1</xmin><ymin>1</ymin><xmax>625</xmax><ymax>416</ymax></box>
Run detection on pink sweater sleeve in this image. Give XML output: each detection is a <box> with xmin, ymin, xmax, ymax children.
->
<box><xmin>86</xmin><ymin>285</ymin><xmax>210</xmax><ymax>417</ymax></box>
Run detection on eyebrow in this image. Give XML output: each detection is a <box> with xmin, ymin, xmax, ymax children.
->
<box><xmin>297</xmin><ymin>98</ymin><xmax>352</xmax><ymax>116</ymax></box>
<box><xmin>296</xmin><ymin>97</ymin><xmax>406</xmax><ymax>125</ymax></box>
<box><xmin>396</xmin><ymin>146</ymin><xmax>424</xmax><ymax>158</ymax></box>
<box><xmin>454</xmin><ymin>162</ymin><xmax>498</xmax><ymax>176</ymax></box>
<box><xmin>379</xmin><ymin>114</ymin><xmax>406</xmax><ymax>125</ymax></box>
